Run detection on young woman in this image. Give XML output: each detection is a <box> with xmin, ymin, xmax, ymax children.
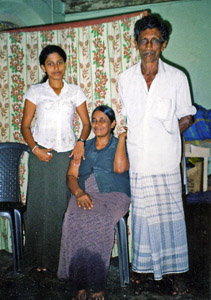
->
<box><xmin>21</xmin><ymin>45</ymin><xmax>91</xmax><ymax>273</ymax></box>
<box><xmin>57</xmin><ymin>105</ymin><xmax>131</xmax><ymax>300</ymax></box>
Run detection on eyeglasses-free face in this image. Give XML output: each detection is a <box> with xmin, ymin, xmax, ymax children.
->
<box><xmin>92</xmin><ymin>110</ymin><xmax>115</xmax><ymax>138</ymax></box>
<box><xmin>41</xmin><ymin>52</ymin><xmax>66</xmax><ymax>81</ymax></box>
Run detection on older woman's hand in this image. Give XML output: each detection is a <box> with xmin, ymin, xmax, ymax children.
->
<box><xmin>76</xmin><ymin>191</ymin><xmax>94</xmax><ymax>210</ymax></box>
<box><xmin>118</xmin><ymin>126</ymin><xmax>127</xmax><ymax>140</ymax></box>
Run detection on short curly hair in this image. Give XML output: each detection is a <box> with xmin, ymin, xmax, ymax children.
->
<box><xmin>134</xmin><ymin>15</ymin><xmax>170</xmax><ymax>44</ymax></box>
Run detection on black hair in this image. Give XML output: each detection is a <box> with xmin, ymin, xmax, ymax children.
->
<box><xmin>39</xmin><ymin>45</ymin><xmax>67</xmax><ymax>83</ymax></box>
<box><xmin>134</xmin><ymin>15</ymin><xmax>170</xmax><ymax>44</ymax></box>
<box><xmin>92</xmin><ymin>105</ymin><xmax>116</xmax><ymax>133</ymax></box>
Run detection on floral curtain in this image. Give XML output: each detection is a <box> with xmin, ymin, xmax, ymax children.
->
<box><xmin>0</xmin><ymin>11</ymin><xmax>147</xmax><ymax>255</ymax></box>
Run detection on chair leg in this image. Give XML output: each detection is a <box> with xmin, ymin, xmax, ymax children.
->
<box><xmin>118</xmin><ymin>217</ymin><xmax>130</xmax><ymax>284</ymax></box>
<box><xmin>115</xmin><ymin>222</ymin><xmax>124</xmax><ymax>287</ymax></box>
<box><xmin>14</xmin><ymin>209</ymin><xmax>23</xmax><ymax>265</ymax></box>
<box><xmin>7</xmin><ymin>214</ymin><xmax>20</xmax><ymax>273</ymax></box>
<box><xmin>115</xmin><ymin>216</ymin><xmax>130</xmax><ymax>287</ymax></box>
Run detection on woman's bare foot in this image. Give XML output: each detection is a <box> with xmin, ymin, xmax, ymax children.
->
<box><xmin>36</xmin><ymin>267</ymin><xmax>47</xmax><ymax>272</ymax></box>
<box><xmin>91</xmin><ymin>290</ymin><xmax>105</xmax><ymax>300</ymax></box>
<box><xmin>75</xmin><ymin>289</ymin><xmax>86</xmax><ymax>300</ymax></box>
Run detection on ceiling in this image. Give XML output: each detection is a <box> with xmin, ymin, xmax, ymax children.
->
<box><xmin>0</xmin><ymin>0</ymin><xmax>182</xmax><ymax>32</ymax></box>
<box><xmin>63</xmin><ymin>0</ymin><xmax>182</xmax><ymax>14</ymax></box>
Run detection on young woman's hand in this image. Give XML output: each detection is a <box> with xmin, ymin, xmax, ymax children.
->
<box><xmin>70</xmin><ymin>141</ymin><xmax>85</xmax><ymax>165</ymax></box>
<box><xmin>75</xmin><ymin>191</ymin><xmax>94</xmax><ymax>210</ymax></box>
<box><xmin>33</xmin><ymin>147</ymin><xmax>53</xmax><ymax>162</ymax></box>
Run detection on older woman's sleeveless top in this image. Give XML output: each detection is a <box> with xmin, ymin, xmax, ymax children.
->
<box><xmin>78</xmin><ymin>135</ymin><xmax>130</xmax><ymax>197</ymax></box>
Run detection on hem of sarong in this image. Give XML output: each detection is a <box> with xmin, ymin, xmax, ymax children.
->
<box><xmin>131</xmin><ymin>267</ymin><xmax>189</xmax><ymax>281</ymax></box>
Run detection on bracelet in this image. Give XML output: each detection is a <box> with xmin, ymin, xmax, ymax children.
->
<box><xmin>31</xmin><ymin>145</ymin><xmax>39</xmax><ymax>152</ymax></box>
<box><xmin>77</xmin><ymin>138</ymin><xmax>85</xmax><ymax>143</ymax></box>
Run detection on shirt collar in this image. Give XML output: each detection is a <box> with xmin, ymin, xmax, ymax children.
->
<box><xmin>43</xmin><ymin>79</ymin><xmax>69</xmax><ymax>94</ymax></box>
<box><xmin>158</xmin><ymin>59</ymin><xmax>165</xmax><ymax>74</ymax></box>
<box><xmin>44</xmin><ymin>78</ymin><xmax>67</xmax><ymax>88</ymax></box>
<box><xmin>137</xmin><ymin>58</ymin><xmax>165</xmax><ymax>76</ymax></box>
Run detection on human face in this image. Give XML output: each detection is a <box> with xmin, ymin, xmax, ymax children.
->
<box><xmin>137</xmin><ymin>28</ymin><xmax>167</xmax><ymax>64</ymax></box>
<box><xmin>41</xmin><ymin>52</ymin><xmax>66</xmax><ymax>81</ymax></box>
<box><xmin>92</xmin><ymin>110</ymin><xmax>115</xmax><ymax>138</ymax></box>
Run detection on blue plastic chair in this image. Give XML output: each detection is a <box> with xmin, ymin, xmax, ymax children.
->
<box><xmin>0</xmin><ymin>142</ymin><xmax>30</xmax><ymax>272</ymax></box>
<box><xmin>115</xmin><ymin>213</ymin><xmax>130</xmax><ymax>287</ymax></box>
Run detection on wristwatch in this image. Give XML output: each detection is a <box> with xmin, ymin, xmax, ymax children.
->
<box><xmin>77</xmin><ymin>138</ymin><xmax>85</xmax><ymax>144</ymax></box>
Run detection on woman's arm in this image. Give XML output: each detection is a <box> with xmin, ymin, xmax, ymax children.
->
<box><xmin>113</xmin><ymin>129</ymin><xmax>129</xmax><ymax>173</ymax></box>
<box><xmin>76</xmin><ymin>101</ymin><xmax>91</xmax><ymax>141</ymax></box>
<box><xmin>21</xmin><ymin>100</ymin><xmax>37</xmax><ymax>150</ymax></box>
<box><xmin>70</xmin><ymin>101</ymin><xmax>91</xmax><ymax>165</ymax></box>
<box><xmin>21</xmin><ymin>99</ymin><xmax>53</xmax><ymax>162</ymax></box>
<box><xmin>67</xmin><ymin>160</ymin><xmax>93</xmax><ymax>210</ymax></box>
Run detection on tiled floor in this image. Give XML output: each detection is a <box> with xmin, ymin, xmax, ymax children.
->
<box><xmin>0</xmin><ymin>197</ymin><xmax>210</xmax><ymax>300</ymax></box>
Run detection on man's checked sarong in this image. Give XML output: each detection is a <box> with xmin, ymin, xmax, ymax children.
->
<box><xmin>130</xmin><ymin>167</ymin><xmax>189</xmax><ymax>280</ymax></box>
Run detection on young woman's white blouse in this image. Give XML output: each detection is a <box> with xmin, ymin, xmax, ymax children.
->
<box><xmin>24</xmin><ymin>79</ymin><xmax>87</xmax><ymax>152</ymax></box>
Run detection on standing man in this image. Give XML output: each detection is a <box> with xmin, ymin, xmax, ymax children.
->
<box><xmin>118</xmin><ymin>15</ymin><xmax>196</xmax><ymax>295</ymax></box>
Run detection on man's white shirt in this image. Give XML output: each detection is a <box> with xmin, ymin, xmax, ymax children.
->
<box><xmin>118</xmin><ymin>59</ymin><xmax>196</xmax><ymax>174</ymax></box>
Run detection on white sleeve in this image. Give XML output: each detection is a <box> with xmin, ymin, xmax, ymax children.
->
<box><xmin>76</xmin><ymin>86</ymin><xmax>87</xmax><ymax>107</ymax></box>
<box><xmin>175</xmin><ymin>72</ymin><xmax>196</xmax><ymax>119</ymax></box>
<box><xmin>24</xmin><ymin>85</ymin><xmax>37</xmax><ymax>105</ymax></box>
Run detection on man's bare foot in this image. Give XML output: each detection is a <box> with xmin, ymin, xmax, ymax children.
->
<box><xmin>164</xmin><ymin>274</ymin><xmax>189</xmax><ymax>296</ymax></box>
<box><xmin>74</xmin><ymin>289</ymin><xmax>86</xmax><ymax>300</ymax></box>
<box><xmin>91</xmin><ymin>290</ymin><xmax>105</xmax><ymax>300</ymax></box>
<box><xmin>130</xmin><ymin>272</ymin><xmax>147</xmax><ymax>284</ymax></box>
<box><xmin>171</xmin><ymin>275</ymin><xmax>189</xmax><ymax>296</ymax></box>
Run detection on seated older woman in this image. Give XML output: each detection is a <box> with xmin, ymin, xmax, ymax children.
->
<box><xmin>57</xmin><ymin>105</ymin><xmax>130</xmax><ymax>300</ymax></box>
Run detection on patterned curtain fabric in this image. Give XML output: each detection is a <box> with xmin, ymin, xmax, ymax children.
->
<box><xmin>0</xmin><ymin>11</ymin><xmax>147</xmax><ymax>255</ymax></box>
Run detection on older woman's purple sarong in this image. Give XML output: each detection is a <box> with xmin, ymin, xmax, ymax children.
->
<box><xmin>57</xmin><ymin>174</ymin><xmax>130</xmax><ymax>292</ymax></box>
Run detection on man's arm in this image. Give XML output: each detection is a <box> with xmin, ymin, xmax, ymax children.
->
<box><xmin>179</xmin><ymin>115</ymin><xmax>193</xmax><ymax>134</ymax></box>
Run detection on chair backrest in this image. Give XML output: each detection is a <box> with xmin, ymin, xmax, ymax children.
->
<box><xmin>0</xmin><ymin>142</ymin><xmax>30</xmax><ymax>203</ymax></box>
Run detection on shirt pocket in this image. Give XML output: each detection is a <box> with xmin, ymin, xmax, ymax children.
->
<box><xmin>153</xmin><ymin>98</ymin><xmax>176</xmax><ymax>133</ymax></box>
<box><xmin>153</xmin><ymin>97</ymin><xmax>174</xmax><ymax>121</ymax></box>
